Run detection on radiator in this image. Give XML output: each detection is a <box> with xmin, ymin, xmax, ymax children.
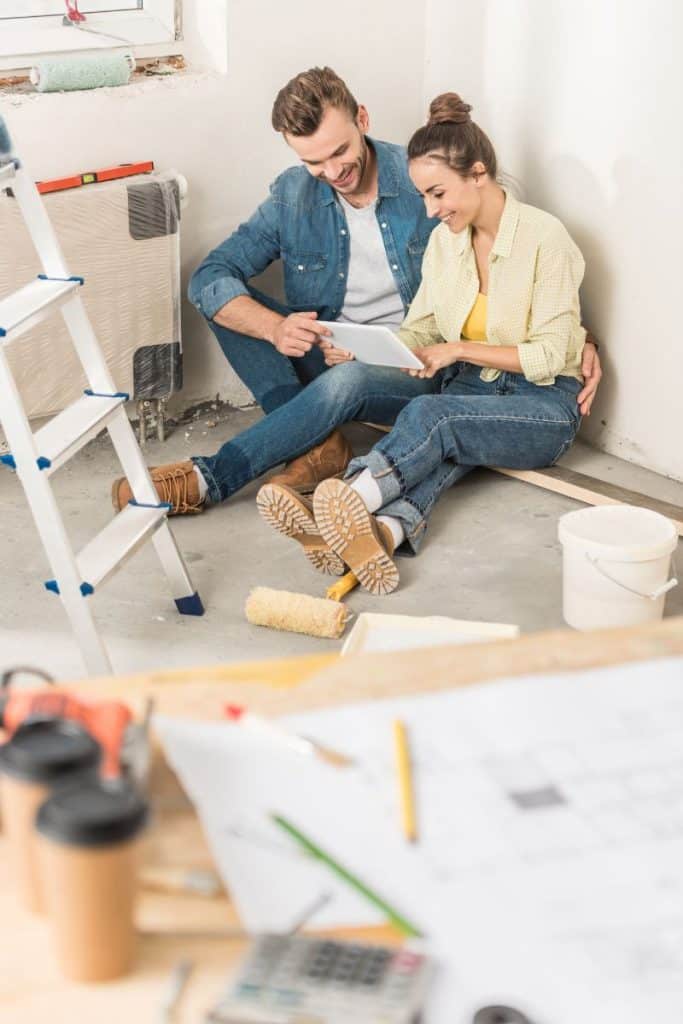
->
<box><xmin>0</xmin><ymin>170</ymin><xmax>184</xmax><ymax>439</ymax></box>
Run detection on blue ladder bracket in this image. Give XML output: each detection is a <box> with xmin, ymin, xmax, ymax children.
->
<box><xmin>84</xmin><ymin>388</ymin><xmax>130</xmax><ymax>400</ymax></box>
<box><xmin>1</xmin><ymin>454</ymin><xmax>51</xmax><ymax>470</ymax></box>
<box><xmin>37</xmin><ymin>273</ymin><xmax>84</xmax><ymax>286</ymax></box>
<box><xmin>175</xmin><ymin>592</ymin><xmax>205</xmax><ymax>616</ymax></box>
<box><xmin>0</xmin><ymin>327</ymin><xmax>7</xmax><ymax>338</ymax></box>
<box><xmin>44</xmin><ymin>580</ymin><xmax>94</xmax><ymax>597</ymax></box>
<box><xmin>128</xmin><ymin>499</ymin><xmax>172</xmax><ymax>511</ymax></box>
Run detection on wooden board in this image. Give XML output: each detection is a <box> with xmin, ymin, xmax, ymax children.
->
<box><xmin>493</xmin><ymin>465</ymin><xmax>683</xmax><ymax>534</ymax></box>
<box><xmin>67</xmin><ymin>616</ymin><xmax>683</xmax><ymax>720</ymax></box>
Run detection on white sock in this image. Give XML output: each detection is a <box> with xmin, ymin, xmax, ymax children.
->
<box><xmin>193</xmin><ymin>465</ymin><xmax>209</xmax><ymax>502</ymax></box>
<box><xmin>376</xmin><ymin>514</ymin><xmax>405</xmax><ymax>550</ymax></box>
<box><xmin>349</xmin><ymin>468</ymin><xmax>383</xmax><ymax>513</ymax></box>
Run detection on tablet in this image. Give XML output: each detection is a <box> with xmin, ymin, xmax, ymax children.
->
<box><xmin>319</xmin><ymin>321</ymin><xmax>424</xmax><ymax>370</ymax></box>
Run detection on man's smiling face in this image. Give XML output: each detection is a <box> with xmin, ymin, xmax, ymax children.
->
<box><xmin>286</xmin><ymin>104</ymin><xmax>372</xmax><ymax>200</ymax></box>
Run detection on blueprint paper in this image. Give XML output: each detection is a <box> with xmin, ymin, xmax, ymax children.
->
<box><xmin>156</xmin><ymin>656</ymin><xmax>683</xmax><ymax>1023</ymax></box>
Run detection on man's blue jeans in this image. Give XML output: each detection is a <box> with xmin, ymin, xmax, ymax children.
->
<box><xmin>193</xmin><ymin>361</ymin><xmax>437</xmax><ymax>504</ymax></box>
<box><xmin>345</xmin><ymin>363</ymin><xmax>582</xmax><ymax>553</ymax></box>
<box><xmin>205</xmin><ymin>289</ymin><xmax>328</xmax><ymax>413</ymax></box>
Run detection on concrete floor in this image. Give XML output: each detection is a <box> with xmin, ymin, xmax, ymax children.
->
<box><xmin>1</xmin><ymin>406</ymin><xmax>682</xmax><ymax>681</ymax></box>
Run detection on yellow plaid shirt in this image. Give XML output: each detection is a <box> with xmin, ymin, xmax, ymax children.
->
<box><xmin>398</xmin><ymin>191</ymin><xmax>586</xmax><ymax>384</ymax></box>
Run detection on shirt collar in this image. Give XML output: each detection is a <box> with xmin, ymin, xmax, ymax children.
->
<box><xmin>372</xmin><ymin>138</ymin><xmax>400</xmax><ymax>198</ymax></box>
<box><xmin>491</xmin><ymin>190</ymin><xmax>520</xmax><ymax>257</ymax></box>
<box><xmin>319</xmin><ymin>136</ymin><xmax>398</xmax><ymax>205</ymax></box>
<box><xmin>449</xmin><ymin>188</ymin><xmax>521</xmax><ymax>257</ymax></box>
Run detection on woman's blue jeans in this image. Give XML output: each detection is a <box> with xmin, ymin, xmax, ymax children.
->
<box><xmin>345</xmin><ymin>363</ymin><xmax>582</xmax><ymax>553</ymax></box>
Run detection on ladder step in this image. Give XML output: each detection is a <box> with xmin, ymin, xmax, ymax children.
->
<box><xmin>0</xmin><ymin>276</ymin><xmax>82</xmax><ymax>342</ymax></box>
<box><xmin>33</xmin><ymin>392</ymin><xmax>128</xmax><ymax>475</ymax></box>
<box><xmin>76</xmin><ymin>503</ymin><xmax>169</xmax><ymax>592</ymax></box>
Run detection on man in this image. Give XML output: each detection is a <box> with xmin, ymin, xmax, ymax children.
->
<box><xmin>112</xmin><ymin>67</ymin><xmax>601</xmax><ymax>515</ymax></box>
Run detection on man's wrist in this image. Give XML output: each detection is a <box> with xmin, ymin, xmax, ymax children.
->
<box><xmin>263</xmin><ymin>313</ymin><xmax>285</xmax><ymax>346</ymax></box>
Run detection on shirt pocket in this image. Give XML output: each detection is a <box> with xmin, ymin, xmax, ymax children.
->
<box><xmin>281</xmin><ymin>251</ymin><xmax>329</xmax><ymax>307</ymax></box>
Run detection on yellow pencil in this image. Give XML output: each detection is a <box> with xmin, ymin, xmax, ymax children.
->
<box><xmin>393</xmin><ymin>719</ymin><xmax>417</xmax><ymax>843</ymax></box>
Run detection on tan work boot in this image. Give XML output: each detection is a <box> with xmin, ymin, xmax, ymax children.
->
<box><xmin>313</xmin><ymin>478</ymin><xmax>399</xmax><ymax>596</ymax></box>
<box><xmin>256</xmin><ymin>482</ymin><xmax>346</xmax><ymax>576</ymax></box>
<box><xmin>265</xmin><ymin>429</ymin><xmax>352</xmax><ymax>495</ymax></box>
<box><xmin>111</xmin><ymin>461</ymin><xmax>205</xmax><ymax>516</ymax></box>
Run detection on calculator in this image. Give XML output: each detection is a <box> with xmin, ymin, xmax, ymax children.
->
<box><xmin>205</xmin><ymin>933</ymin><xmax>434</xmax><ymax>1023</ymax></box>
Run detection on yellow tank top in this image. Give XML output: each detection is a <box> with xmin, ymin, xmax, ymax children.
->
<box><xmin>461</xmin><ymin>292</ymin><xmax>488</xmax><ymax>342</ymax></box>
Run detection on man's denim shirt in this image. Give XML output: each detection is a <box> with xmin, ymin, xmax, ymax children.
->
<box><xmin>188</xmin><ymin>137</ymin><xmax>438</xmax><ymax>322</ymax></box>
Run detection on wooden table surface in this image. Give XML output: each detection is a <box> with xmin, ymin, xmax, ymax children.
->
<box><xmin>2</xmin><ymin>615</ymin><xmax>682</xmax><ymax>1022</ymax></box>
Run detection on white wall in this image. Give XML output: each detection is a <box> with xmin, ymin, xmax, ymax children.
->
<box><xmin>3</xmin><ymin>0</ymin><xmax>681</xmax><ymax>483</ymax></box>
<box><xmin>424</xmin><ymin>0</ymin><xmax>683</xmax><ymax>482</ymax></box>
<box><xmin>0</xmin><ymin>0</ymin><xmax>426</xmax><ymax>409</ymax></box>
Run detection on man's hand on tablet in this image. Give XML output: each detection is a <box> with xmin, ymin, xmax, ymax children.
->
<box><xmin>270</xmin><ymin>312</ymin><xmax>332</xmax><ymax>358</ymax></box>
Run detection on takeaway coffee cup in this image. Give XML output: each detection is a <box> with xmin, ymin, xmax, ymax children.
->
<box><xmin>36</xmin><ymin>778</ymin><xmax>149</xmax><ymax>982</ymax></box>
<box><xmin>0</xmin><ymin>719</ymin><xmax>101</xmax><ymax>912</ymax></box>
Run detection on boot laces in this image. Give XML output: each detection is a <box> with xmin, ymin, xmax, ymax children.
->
<box><xmin>156</xmin><ymin>467</ymin><xmax>202</xmax><ymax>514</ymax></box>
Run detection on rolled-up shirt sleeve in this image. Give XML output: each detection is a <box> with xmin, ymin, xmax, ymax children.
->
<box><xmin>518</xmin><ymin>242</ymin><xmax>586</xmax><ymax>383</ymax></box>
<box><xmin>188</xmin><ymin>194</ymin><xmax>282</xmax><ymax>320</ymax></box>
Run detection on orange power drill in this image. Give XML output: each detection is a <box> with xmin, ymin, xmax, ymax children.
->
<box><xmin>0</xmin><ymin>669</ymin><xmax>150</xmax><ymax>781</ymax></box>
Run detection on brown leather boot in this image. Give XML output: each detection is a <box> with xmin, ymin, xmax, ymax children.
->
<box><xmin>265</xmin><ymin>429</ymin><xmax>352</xmax><ymax>495</ymax></box>
<box><xmin>313</xmin><ymin>477</ymin><xmax>399</xmax><ymax>596</ymax></box>
<box><xmin>111</xmin><ymin>461</ymin><xmax>205</xmax><ymax>516</ymax></box>
<box><xmin>256</xmin><ymin>482</ymin><xmax>346</xmax><ymax>576</ymax></box>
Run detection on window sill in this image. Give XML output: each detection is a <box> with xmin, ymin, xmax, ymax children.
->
<box><xmin>0</xmin><ymin>64</ymin><xmax>226</xmax><ymax>100</ymax></box>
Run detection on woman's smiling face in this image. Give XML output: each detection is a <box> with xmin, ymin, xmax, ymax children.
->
<box><xmin>410</xmin><ymin>155</ymin><xmax>483</xmax><ymax>233</ymax></box>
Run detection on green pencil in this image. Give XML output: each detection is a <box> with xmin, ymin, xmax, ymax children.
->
<box><xmin>271</xmin><ymin>812</ymin><xmax>423</xmax><ymax>938</ymax></box>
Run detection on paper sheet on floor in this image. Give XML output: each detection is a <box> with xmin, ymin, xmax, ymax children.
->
<box><xmin>340</xmin><ymin>612</ymin><xmax>519</xmax><ymax>656</ymax></box>
<box><xmin>155</xmin><ymin>655</ymin><xmax>683</xmax><ymax>1024</ymax></box>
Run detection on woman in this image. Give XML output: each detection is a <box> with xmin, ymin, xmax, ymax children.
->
<box><xmin>261</xmin><ymin>92</ymin><xmax>586</xmax><ymax>594</ymax></box>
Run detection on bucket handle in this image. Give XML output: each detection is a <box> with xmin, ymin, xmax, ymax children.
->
<box><xmin>586</xmin><ymin>551</ymin><xmax>678</xmax><ymax>601</ymax></box>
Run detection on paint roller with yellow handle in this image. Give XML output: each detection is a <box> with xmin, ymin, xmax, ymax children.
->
<box><xmin>245</xmin><ymin>570</ymin><xmax>359</xmax><ymax>639</ymax></box>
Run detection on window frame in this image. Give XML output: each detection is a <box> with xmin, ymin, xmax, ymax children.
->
<box><xmin>0</xmin><ymin>0</ymin><xmax>182</xmax><ymax>74</ymax></box>
<box><xmin>1</xmin><ymin>2</ymin><xmax>142</xmax><ymax>15</ymax></box>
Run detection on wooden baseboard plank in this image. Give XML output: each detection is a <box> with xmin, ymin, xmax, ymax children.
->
<box><xmin>492</xmin><ymin>465</ymin><xmax>683</xmax><ymax>535</ymax></box>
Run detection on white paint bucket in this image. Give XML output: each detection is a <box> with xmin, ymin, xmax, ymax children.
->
<box><xmin>558</xmin><ymin>505</ymin><xmax>678</xmax><ymax>630</ymax></box>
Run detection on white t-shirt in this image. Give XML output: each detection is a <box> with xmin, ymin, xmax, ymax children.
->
<box><xmin>337</xmin><ymin>195</ymin><xmax>404</xmax><ymax>331</ymax></box>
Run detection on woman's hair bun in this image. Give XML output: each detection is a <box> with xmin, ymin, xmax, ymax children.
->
<box><xmin>427</xmin><ymin>92</ymin><xmax>472</xmax><ymax>127</ymax></box>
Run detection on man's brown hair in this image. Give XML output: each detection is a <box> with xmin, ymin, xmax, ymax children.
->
<box><xmin>271</xmin><ymin>66</ymin><xmax>359</xmax><ymax>136</ymax></box>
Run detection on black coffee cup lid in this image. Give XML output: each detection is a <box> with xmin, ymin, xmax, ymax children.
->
<box><xmin>36</xmin><ymin>778</ymin><xmax>149</xmax><ymax>848</ymax></box>
<box><xmin>0</xmin><ymin>719</ymin><xmax>101</xmax><ymax>784</ymax></box>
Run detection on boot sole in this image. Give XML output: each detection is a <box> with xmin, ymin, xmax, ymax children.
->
<box><xmin>313</xmin><ymin>479</ymin><xmax>399</xmax><ymax>596</ymax></box>
<box><xmin>256</xmin><ymin>484</ymin><xmax>346</xmax><ymax>577</ymax></box>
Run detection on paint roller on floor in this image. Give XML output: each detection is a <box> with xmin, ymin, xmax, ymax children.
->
<box><xmin>245</xmin><ymin>571</ymin><xmax>359</xmax><ymax>640</ymax></box>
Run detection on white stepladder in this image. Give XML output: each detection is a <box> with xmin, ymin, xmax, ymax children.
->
<box><xmin>0</xmin><ymin>115</ymin><xmax>204</xmax><ymax>677</ymax></box>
